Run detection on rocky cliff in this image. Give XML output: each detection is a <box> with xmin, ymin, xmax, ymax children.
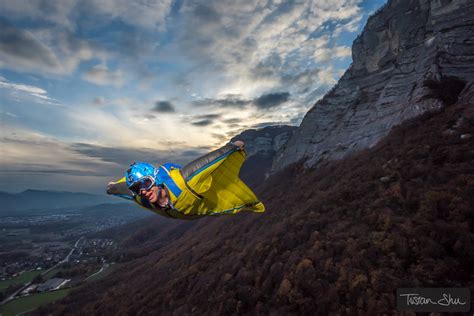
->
<box><xmin>230</xmin><ymin>125</ymin><xmax>296</xmax><ymax>188</ymax></box>
<box><xmin>230</xmin><ymin>125</ymin><xmax>296</xmax><ymax>157</ymax></box>
<box><xmin>272</xmin><ymin>0</ymin><xmax>474</xmax><ymax>171</ymax></box>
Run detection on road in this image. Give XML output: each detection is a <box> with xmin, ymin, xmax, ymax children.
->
<box><xmin>84</xmin><ymin>263</ymin><xmax>109</xmax><ymax>281</ymax></box>
<box><xmin>41</xmin><ymin>236</ymin><xmax>84</xmax><ymax>276</ymax></box>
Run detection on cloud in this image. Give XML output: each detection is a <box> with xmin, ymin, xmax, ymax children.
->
<box><xmin>0</xmin><ymin>79</ymin><xmax>45</xmax><ymax>95</ymax></box>
<box><xmin>182</xmin><ymin>113</ymin><xmax>222</xmax><ymax>127</ymax></box>
<box><xmin>289</xmin><ymin>115</ymin><xmax>304</xmax><ymax>125</ymax></box>
<box><xmin>251</xmin><ymin>121</ymin><xmax>289</xmax><ymax>129</ymax></box>
<box><xmin>167</xmin><ymin>0</ymin><xmax>363</xmax><ymax>105</ymax></box>
<box><xmin>192</xmin><ymin>92</ymin><xmax>291</xmax><ymax>111</ymax></box>
<box><xmin>252</xmin><ymin>52</ymin><xmax>282</xmax><ymax>80</ymax></box>
<box><xmin>70</xmin><ymin>142</ymin><xmax>209</xmax><ymax>167</ymax></box>
<box><xmin>0</xmin><ymin>111</ymin><xmax>18</xmax><ymax>118</ymax></box>
<box><xmin>0</xmin><ymin>21</ymin><xmax>61</xmax><ymax>73</ymax></box>
<box><xmin>333</xmin><ymin>46</ymin><xmax>352</xmax><ymax>58</ymax></box>
<box><xmin>314</xmin><ymin>45</ymin><xmax>352</xmax><ymax>62</ymax></box>
<box><xmin>191</xmin><ymin>119</ymin><xmax>214</xmax><ymax>126</ymax></box>
<box><xmin>0</xmin><ymin>2</ymin><xmax>77</xmax><ymax>31</ymax></box>
<box><xmin>0</xmin><ymin>20</ymin><xmax>97</xmax><ymax>76</ymax></box>
<box><xmin>180</xmin><ymin>149</ymin><xmax>209</xmax><ymax>158</ymax></box>
<box><xmin>0</xmin><ymin>5</ymin><xmax>168</xmax><ymax>80</ymax></box>
<box><xmin>192</xmin><ymin>4</ymin><xmax>222</xmax><ymax>23</ymax></box>
<box><xmin>1</xmin><ymin>0</ymin><xmax>362</xmax><ymax>99</ymax></box>
<box><xmin>211</xmin><ymin>133</ymin><xmax>228</xmax><ymax>141</ymax></box>
<box><xmin>0</xmin><ymin>165</ymin><xmax>106</xmax><ymax>177</ymax></box>
<box><xmin>194</xmin><ymin>114</ymin><xmax>221</xmax><ymax>120</ymax></box>
<box><xmin>4</xmin><ymin>132</ymin><xmax>207</xmax><ymax>168</ymax></box>
<box><xmin>152</xmin><ymin>101</ymin><xmax>176</xmax><ymax>113</ymax></box>
<box><xmin>93</xmin><ymin>97</ymin><xmax>105</xmax><ymax>105</ymax></box>
<box><xmin>192</xmin><ymin>95</ymin><xmax>251</xmax><ymax>108</ymax></box>
<box><xmin>222</xmin><ymin>118</ymin><xmax>242</xmax><ymax>124</ymax></box>
<box><xmin>0</xmin><ymin>134</ymin><xmax>112</xmax><ymax>189</ymax></box>
<box><xmin>89</xmin><ymin>96</ymin><xmax>133</xmax><ymax>107</ymax></box>
<box><xmin>281</xmin><ymin>68</ymin><xmax>321</xmax><ymax>88</ymax></box>
<box><xmin>82</xmin><ymin>63</ymin><xmax>125</xmax><ymax>87</ymax></box>
<box><xmin>333</xmin><ymin>14</ymin><xmax>363</xmax><ymax>36</ymax></box>
<box><xmin>0</xmin><ymin>77</ymin><xmax>60</xmax><ymax>105</ymax></box>
<box><xmin>0</xmin><ymin>0</ymin><xmax>173</xmax><ymax>31</ymax></box>
<box><xmin>0</xmin><ymin>131</ymin><xmax>212</xmax><ymax>193</ymax></box>
<box><xmin>84</xmin><ymin>0</ymin><xmax>173</xmax><ymax>31</ymax></box>
<box><xmin>317</xmin><ymin>68</ymin><xmax>338</xmax><ymax>85</ymax></box>
<box><xmin>70</xmin><ymin>143</ymin><xmax>166</xmax><ymax>166</ymax></box>
<box><xmin>0</xmin><ymin>1</ymin><xmax>173</xmax><ymax>81</ymax></box>
<box><xmin>254</xmin><ymin>92</ymin><xmax>290</xmax><ymax>109</ymax></box>
<box><xmin>1</xmin><ymin>135</ymin><xmax>209</xmax><ymax>179</ymax></box>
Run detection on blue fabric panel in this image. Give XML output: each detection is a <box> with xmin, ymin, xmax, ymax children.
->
<box><xmin>156</xmin><ymin>166</ymin><xmax>182</xmax><ymax>198</ymax></box>
<box><xmin>117</xmin><ymin>194</ymin><xmax>134</xmax><ymax>200</ymax></box>
<box><xmin>162</xmin><ymin>163</ymin><xmax>182</xmax><ymax>170</ymax></box>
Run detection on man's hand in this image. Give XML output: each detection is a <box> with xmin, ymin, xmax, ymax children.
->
<box><xmin>106</xmin><ymin>181</ymin><xmax>117</xmax><ymax>194</ymax></box>
<box><xmin>234</xmin><ymin>140</ymin><xmax>245</xmax><ymax>150</ymax></box>
<box><xmin>106</xmin><ymin>180</ymin><xmax>133</xmax><ymax>199</ymax></box>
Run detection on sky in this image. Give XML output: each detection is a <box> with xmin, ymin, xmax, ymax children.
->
<box><xmin>0</xmin><ymin>0</ymin><xmax>386</xmax><ymax>194</ymax></box>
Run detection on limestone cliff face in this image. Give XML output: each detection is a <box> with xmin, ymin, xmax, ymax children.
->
<box><xmin>272</xmin><ymin>0</ymin><xmax>474</xmax><ymax>172</ymax></box>
<box><xmin>230</xmin><ymin>125</ymin><xmax>296</xmax><ymax>157</ymax></box>
<box><xmin>230</xmin><ymin>125</ymin><xmax>296</xmax><ymax>188</ymax></box>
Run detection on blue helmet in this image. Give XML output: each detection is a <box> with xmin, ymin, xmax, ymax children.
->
<box><xmin>125</xmin><ymin>162</ymin><xmax>157</xmax><ymax>188</ymax></box>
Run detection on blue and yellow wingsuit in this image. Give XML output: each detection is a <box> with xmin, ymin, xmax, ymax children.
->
<box><xmin>107</xmin><ymin>143</ymin><xmax>265</xmax><ymax>220</ymax></box>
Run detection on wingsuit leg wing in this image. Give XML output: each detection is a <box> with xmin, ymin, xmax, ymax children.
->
<box><xmin>181</xmin><ymin>143</ymin><xmax>265</xmax><ymax>216</ymax></box>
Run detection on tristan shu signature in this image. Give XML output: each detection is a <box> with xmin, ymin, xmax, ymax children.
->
<box><xmin>400</xmin><ymin>293</ymin><xmax>467</xmax><ymax>307</ymax></box>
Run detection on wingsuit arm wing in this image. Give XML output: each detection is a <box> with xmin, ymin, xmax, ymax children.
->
<box><xmin>107</xmin><ymin>177</ymin><xmax>134</xmax><ymax>200</ymax></box>
<box><xmin>180</xmin><ymin>143</ymin><xmax>241</xmax><ymax>181</ymax></box>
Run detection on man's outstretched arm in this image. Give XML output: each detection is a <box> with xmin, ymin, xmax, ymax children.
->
<box><xmin>107</xmin><ymin>177</ymin><xmax>134</xmax><ymax>200</ymax></box>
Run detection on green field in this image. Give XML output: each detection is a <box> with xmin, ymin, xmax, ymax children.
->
<box><xmin>0</xmin><ymin>271</ymin><xmax>41</xmax><ymax>292</ymax></box>
<box><xmin>42</xmin><ymin>267</ymin><xmax>63</xmax><ymax>280</ymax></box>
<box><xmin>0</xmin><ymin>289</ymin><xmax>71</xmax><ymax>316</ymax></box>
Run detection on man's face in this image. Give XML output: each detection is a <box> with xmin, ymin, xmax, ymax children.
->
<box><xmin>139</xmin><ymin>185</ymin><xmax>159</xmax><ymax>203</ymax></box>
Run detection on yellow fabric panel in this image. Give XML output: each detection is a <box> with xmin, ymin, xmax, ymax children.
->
<box><xmin>133</xmin><ymin>192</ymin><xmax>202</xmax><ymax>220</ymax></box>
<box><xmin>169</xmin><ymin>168</ymin><xmax>203</xmax><ymax>215</ymax></box>
<box><xmin>186</xmin><ymin>153</ymin><xmax>229</xmax><ymax>188</ymax></box>
<box><xmin>193</xmin><ymin>175</ymin><xmax>212</xmax><ymax>195</ymax></box>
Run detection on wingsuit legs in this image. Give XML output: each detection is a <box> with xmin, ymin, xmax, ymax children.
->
<box><xmin>177</xmin><ymin>141</ymin><xmax>264</xmax><ymax>216</ymax></box>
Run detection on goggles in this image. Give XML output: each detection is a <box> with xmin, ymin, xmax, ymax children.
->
<box><xmin>128</xmin><ymin>176</ymin><xmax>155</xmax><ymax>195</ymax></box>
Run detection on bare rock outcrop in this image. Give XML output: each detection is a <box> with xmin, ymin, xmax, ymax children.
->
<box><xmin>230</xmin><ymin>125</ymin><xmax>296</xmax><ymax>188</ymax></box>
<box><xmin>230</xmin><ymin>125</ymin><xmax>296</xmax><ymax>157</ymax></box>
<box><xmin>272</xmin><ymin>0</ymin><xmax>474</xmax><ymax>171</ymax></box>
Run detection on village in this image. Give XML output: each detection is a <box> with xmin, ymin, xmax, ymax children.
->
<box><xmin>0</xmin><ymin>237</ymin><xmax>117</xmax><ymax>305</ymax></box>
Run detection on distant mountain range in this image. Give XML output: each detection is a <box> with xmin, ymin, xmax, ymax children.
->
<box><xmin>0</xmin><ymin>189</ymin><xmax>118</xmax><ymax>213</ymax></box>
